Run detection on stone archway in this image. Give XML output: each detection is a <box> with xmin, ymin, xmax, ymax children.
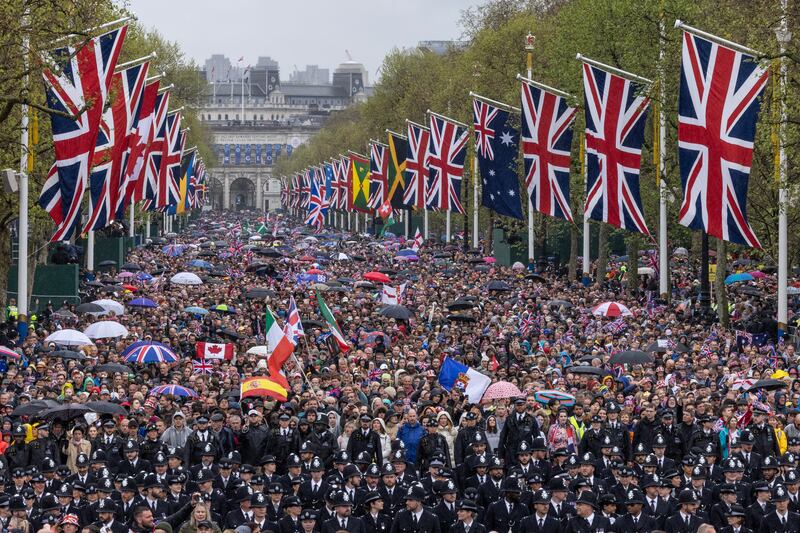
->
<box><xmin>230</xmin><ymin>177</ymin><xmax>256</xmax><ymax>210</ymax></box>
<box><xmin>208</xmin><ymin>177</ymin><xmax>223</xmax><ymax>210</ymax></box>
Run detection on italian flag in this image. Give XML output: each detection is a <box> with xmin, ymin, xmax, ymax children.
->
<box><xmin>316</xmin><ymin>291</ymin><xmax>350</xmax><ymax>353</ymax></box>
<box><xmin>265</xmin><ymin>307</ymin><xmax>294</xmax><ymax>389</ymax></box>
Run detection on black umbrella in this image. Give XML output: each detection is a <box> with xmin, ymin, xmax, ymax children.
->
<box><xmin>350</xmin><ymin>255</ymin><xmax>367</xmax><ymax>262</ymax></box>
<box><xmin>525</xmin><ymin>274</ymin><xmax>546</xmax><ymax>282</ymax></box>
<box><xmin>738</xmin><ymin>286</ymin><xmax>764</xmax><ymax>297</ymax></box>
<box><xmin>486</xmin><ymin>280</ymin><xmax>513</xmax><ymax>292</ymax></box>
<box><xmin>11</xmin><ymin>400</ymin><xmax>59</xmax><ymax>417</ymax></box>
<box><xmin>245</xmin><ymin>263</ymin><xmax>266</xmax><ymax>272</ymax></box>
<box><xmin>87</xmin><ymin>281</ymin><xmax>106</xmax><ymax>287</ymax></box>
<box><xmin>86</xmin><ymin>401</ymin><xmax>128</xmax><ymax>416</ymax></box>
<box><xmin>380</xmin><ymin>305</ymin><xmax>413</xmax><ymax>320</ymax></box>
<box><xmin>475</xmin><ymin>265</ymin><xmax>491</xmax><ymax>272</ymax></box>
<box><xmin>568</xmin><ymin>365</ymin><xmax>605</xmax><ymax>376</ymax></box>
<box><xmin>98</xmin><ymin>260</ymin><xmax>117</xmax><ymax>268</ymax></box>
<box><xmin>354</xmin><ymin>281</ymin><xmax>376</xmax><ymax>290</ymax></box>
<box><xmin>245</xmin><ymin>288</ymin><xmax>276</xmax><ymax>299</ymax></box>
<box><xmin>433</xmin><ymin>251</ymin><xmax>452</xmax><ymax>258</ymax></box>
<box><xmin>218</xmin><ymin>328</ymin><xmax>242</xmax><ymax>340</ymax></box>
<box><xmin>337</xmin><ymin>277</ymin><xmax>355</xmax><ymax>284</ymax></box>
<box><xmin>749</xmin><ymin>378</ymin><xmax>788</xmax><ymax>391</ymax></box>
<box><xmin>121</xmin><ymin>262</ymin><xmax>141</xmax><ymax>271</ymax></box>
<box><xmin>467</xmin><ymin>257</ymin><xmax>484</xmax><ymax>263</ymax></box>
<box><xmin>379</xmin><ymin>268</ymin><xmax>397</xmax><ymax>275</ymax></box>
<box><xmin>39</xmin><ymin>403</ymin><xmax>92</xmax><ymax>421</ymax></box>
<box><xmin>548</xmin><ymin>299</ymin><xmax>573</xmax><ymax>308</ymax></box>
<box><xmin>96</xmin><ymin>363</ymin><xmax>132</xmax><ymax>374</ymax></box>
<box><xmin>447</xmin><ymin>301</ymin><xmax>475</xmax><ymax>311</ymax></box>
<box><xmin>259</xmin><ymin>249</ymin><xmax>283</xmax><ymax>257</ymax></box>
<box><xmin>197</xmin><ymin>251</ymin><xmax>216</xmax><ymax>258</ymax></box>
<box><xmin>608</xmin><ymin>351</ymin><xmax>654</xmax><ymax>365</ymax></box>
<box><xmin>51</xmin><ymin>350</ymin><xmax>86</xmax><ymax>360</ymax></box>
<box><xmin>76</xmin><ymin>303</ymin><xmax>105</xmax><ymax>314</ymax></box>
<box><xmin>646</xmin><ymin>341</ymin><xmax>689</xmax><ymax>353</ymax></box>
<box><xmin>447</xmin><ymin>314</ymin><xmax>477</xmax><ymax>323</ymax></box>
<box><xmin>303</xmin><ymin>320</ymin><xmax>326</xmax><ymax>329</ymax></box>
<box><xmin>102</xmin><ymin>285</ymin><xmax>125</xmax><ymax>293</ymax></box>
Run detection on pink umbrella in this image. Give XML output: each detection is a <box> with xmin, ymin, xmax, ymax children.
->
<box><xmin>749</xmin><ymin>270</ymin><xmax>767</xmax><ymax>279</ymax></box>
<box><xmin>482</xmin><ymin>381</ymin><xmax>523</xmax><ymax>401</ymax></box>
<box><xmin>591</xmin><ymin>301</ymin><xmax>633</xmax><ymax>317</ymax></box>
<box><xmin>483</xmin><ymin>257</ymin><xmax>497</xmax><ymax>263</ymax></box>
<box><xmin>117</xmin><ymin>271</ymin><xmax>135</xmax><ymax>279</ymax></box>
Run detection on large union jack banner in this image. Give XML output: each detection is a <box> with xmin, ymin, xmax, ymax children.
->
<box><xmin>336</xmin><ymin>156</ymin><xmax>350</xmax><ymax>210</ymax></box>
<box><xmin>304</xmin><ymin>170</ymin><xmax>325</xmax><ymax>230</ymax></box>
<box><xmin>677</xmin><ymin>31</ymin><xmax>768</xmax><ymax>248</ymax></box>
<box><xmin>301</xmin><ymin>169</ymin><xmax>311</xmax><ymax>208</ymax></box>
<box><xmin>426</xmin><ymin>114</ymin><xmax>469</xmax><ymax>214</ymax></box>
<box><xmin>520</xmin><ymin>79</ymin><xmax>578</xmax><ymax>222</ymax></box>
<box><xmin>38</xmin><ymin>26</ymin><xmax>127</xmax><ymax>242</ymax></box>
<box><xmin>368</xmin><ymin>142</ymin><xmax>389</xmax><ymax>209</ymax></box>
<box><xmin>141</xmin><ymin>90</ymin><xmax>170</xmax><ymax>209</ymax></box>
<box><xmin>325</xmin><ymin>162</ymin><xmax>339</xmax><ymax>210</ymax></box>
<box><xmin>582</xmin><ymin>62</ymin><xmax>651</xmax><ymax>235</ymax></box>
<box><xmin>156</xmin><ymin>112</ymin><xmax>182</xmax><ymax>209</ymax></box>
<box><xmin>403</xmin><ymin>122</ymin><xmax>430</xmax><ymax>209</ymax></box>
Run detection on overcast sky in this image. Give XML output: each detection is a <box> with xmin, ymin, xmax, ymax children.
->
<box><xmin>127</xmin><ymin>0</ymin><xmax>484</xmax><ymax>81</ymax></box>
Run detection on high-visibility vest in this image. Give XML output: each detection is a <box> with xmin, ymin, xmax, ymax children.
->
<box><xmin>6</xmin><ymin>305</ymin><xmax>18</xmax><ymax>320</ymax></box>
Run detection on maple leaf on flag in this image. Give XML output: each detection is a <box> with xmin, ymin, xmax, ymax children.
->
<box><xmin>208</xmin><ymin>345</ymin><xmax>222</xmax><ymax>354</ymax></box>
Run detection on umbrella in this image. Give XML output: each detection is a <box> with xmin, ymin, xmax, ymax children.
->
<box><xmin>486</xmin><ymin>280</ymin><xmax>512</xmax><ymax>292</ymax></box>
<box><xmin>117</xmin><ymin>271</ymin><xmax>135</xmax><ymax>279</ymax></box>
<box><xmin>128</xmin><ymin>298</ymin><xmax>158</xmax><ymax>308</ymax></box>
<box><xmin>512</xmin><ymin>262</ymin><xmax>525</xmax><ymax>270</ymax></box>
<box><xmin>637</xmin><ymin>267</ymin><xmax>655</xmax><ymax>276</ymax></box>
<box><xmin>549</xmin><ymin>299</ymin><xmax>573</xmax><ymax>308</ymax></box>
<box><xmin>121</xmin><ymin>262</ymin><xmax>141</xmax><ymax>271</ymax></box>
<box><xmin>533</xmin><ymin>390</ymin><xmax>576</xmax><ymax>407</ymax></box>
<box><xmin>447</xmin><ymin>301</ymin><xmax>475</xmax><ymax>311</ymax></box>
<box><xmin>591</xmin><ymin>301</ymin><xmax>632</xmax><ymax>317</ymax></box>
<box><xmin>51</xmin><ymin>349</ymin><xmax>86</xmax><ymax>360</ymax></box>
<box><xmin>97</xmin><ymin>260</ymin><xmax>117</xmax><ymax>268</ymax></box>
<box><xmin>608</xmin><ymin>351</ymin><xmax>654</xmax><ymax>365</ymax></box>
<box><xmin>749</xmin><ymin>378</ymin><xmax>788</xmax><ymax>391</ymax></box>
<box><xmin>467</xmin><ymin>257</ymin><xmax>484</xmax><ymax>263</ymax></box>
<box><xmin>474</xmin><ymin>265</ymin><xmax>491</xmax><ymax>272</ymax></box>
<box><xmin>76</xmin><ymin>303</ymin><xmax>106</xmax><ymax>315</ymax></box>
<box><xmin>83</xmin><ymin>321</ymin><xmax>129</xmax><ymax>339</ymax></box>
<box><xmin>568</xmin><ymin>365</ymin><xmax>605</xmax><ymax>376</ymax></box>
<box><xmin>86</xmin><ymin>401</ymin><xmax>128</xmax><ymax>416</ymax></box>
<box><xmin>121</xmin><ymin>341</ymin><xmax>178</xmax><ymax>364</ymax></box>
<box><xmin>183</xmin><ymin>306</ymin><xmax>208</xmax><ymax>315</ymax></box>
<box><xmin>245</xmin><ymin>288</ymin><xmax>276</xmax><ymax>299</ymax></box>
<box><xmin>483</xmin><ymin>256</ymin><xmax>497</xmax><ymax>264</ymax></box>
<box><xmin>260</xmin><ymin>249</ymin><xmax>283</xmax><ymax>258</ymax></box>
<box><xmin>433</xmin><ymin>251</ymin><xmax>452</xmax><ymax>258</ymax></box>
<box><xmin>303</xmin><ymin>320</ymin><xmax>326</xmax><ymax>329</ymax></box>
<box><xmin>673</xmin><ymin>247</ymin><xmax>689</xmax><ymax>256</ymax></box>
<box><xmin>45</xmin><ymin>329</ymin><xmax>94</xmax><ymax>347</ymax></box>
<box><xmin>0</xmin><ymin>346</ymin><xmax>20</xmax><ymax>359</ymax></box>
<box><xmin>359</xmin><ymin>331</ymin><xmax>391</xmax><ymax>348</ymax></box>
<box><xmin>95</xmin><ymin>363</ymin><xmax>132</xmax><ymax>374</ymax></box>
<box><xmin>39</xmin><ymin>403</ymin><xmax>92</xmax><ymax>421</ymax></box>
<box><xmin>171</xmin><ymin>272</ymin><xmax>203</xmax><ymax>285</ymax></box>
<box><xmin>12</xmin><ymin>400</ymin><xmax>59</xmax><ymax>417</ymax></box>
<box><xmin>312</xmin><ymin>283</ymin><xmax>329</xmax><ymax>291</ymax></box>
<box><xmin>187</xmin><ymin>259</ymin><xmax>214</xmax><ymax>270</ymax></box>
<box><xmin>363</xmin><ymin>271</ymin><xmax>391</xmax><ymax>283</ymax></box>
<box><xmin>447</xmin><ymin>314</ymin><xmax>477</xmax><ymax>323</ymax></box>
<box><xmin>306</xmin><ymin>268</ymin><xmax>324</xmax><ymax>275</ymax></box>
<box><xmin>211</xmin><ymin>304</ymin><xmax>236</xmax><ymax>314</ymax></box>
<box><xmin>379</xmin><ymin>305</ymin><xmax>413</xmax><ymax>320</ymax></box>
<box><xmin>725</xmin><ymin>273</ymin><xmax>754</xmax><ymax>285</ymax></box>
<box><xmin>749</xmin><ymin>270</ymin><xmax>767</xmax><ymax>279</ymax></box>
<box><xmin>246</xmin><ymin>346</ymin><xmax>268</xmax><ymax>356</ymax></box>
<box><xmin>121</xmin><ymin>284</ymin><xmax>138</xmax><ymax>292</ymax></box>
<box><xmin>91</xmin><ymin>299</ymin><xmax>125</xmax><ymax>315</ymax></box>
<box><xmin>162</xmin><ymin>245</ymin><xmax>186</xmax><ymax>257</ymax></box>
<box><xmin>135</xmin><ymin>272</ymin><xmax>153</xmax><ymax>281</ymax></box>
<box><xmin>646</xmin><ymin>340</ymin><xmax>690</xmax><ymax>353</ymax></box>
<box><xmin>482</xmin><ymin>381</ymin><xmax>523</xmax><ymax>400</ymax></box>
<box><xmin>397</xmin><ymin>249</ymin><xmax>417</xmax><ymax>257</ymax></box>
<box><xmin>149</xmin><ymin>384</ymin><xmax>199</xmax><ymax>397</ymax></box>
<box><xmin>524</xmin><ymin>274</ymin><xmax>546</xmax><ymax>282</ymax></box>
<box><xmin>354</xmin><ymin>281</ymin><xmax>376</xmax><ymax>289</ymax></box>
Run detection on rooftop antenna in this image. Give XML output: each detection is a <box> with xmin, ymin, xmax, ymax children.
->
<box><xmin>345</xmin><ymin>49</ymin><xmax>353</xmax><ymax>61</ymax></box>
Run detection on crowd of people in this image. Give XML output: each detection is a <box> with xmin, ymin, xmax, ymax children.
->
<box><xmin>0</xmin><ymin>210</ymin><xmax>797</xmax><ymax>533</ymax></box>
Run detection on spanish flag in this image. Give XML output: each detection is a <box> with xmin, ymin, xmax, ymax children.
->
<box><xmin>241</xmin><ymin>376</ymin><xmax>288</xmax><ymax>402</ymax></box>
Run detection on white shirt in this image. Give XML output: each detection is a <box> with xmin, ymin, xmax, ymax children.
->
<box><xmin>585</xmin><ymin>513</ymin><xmax>595</xmax><ymax>525</ymax></box>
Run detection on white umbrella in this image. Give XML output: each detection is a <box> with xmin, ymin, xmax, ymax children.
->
<box><xmin>91</xmin><ymin>299</ymin><xmax>125</xmax><ymax>316</ymax></box>
<box><xmin>304</xmin><ymin>236</ymin><xmax>318</xmax><ymax>243</ymax></box>
<box><xmin>246</xmin><ymin>345</ymin><xmax>269</xmax><ymax>356</ymax></box>
<box><xmin>83</xmin><ymin>321</ymin><xmax>129</xmax><ymax>339</ymax></box>
<box><xmin>46</xmin><ymin>329</ymin><xmax>94</xmax><ymax>346</ymax></box>
<box><xmin>512</xmin><ymin>261</ymin><xmax>525</xmax><ymax>270</ymax></box>
<box><xmin>170</xmin><ymin>272</ymin><xmax>203</xmax><ymax>285</ymax></box>
<box><xmin>249</xmin><ymin>235</ymin><xmax>262</xmax><ymax>241</ymax></box>
<box><xmin>638</xmin><ymin>267</ymin><xmax>655</xmax><ymax>276</ymax></box>
<box><xmin>337</xmin><ymin>253</ymin><xmax>349</xmax><ymax>260</ymax></box>
<box><xmin>674</xmin><ymin>247</ymin><xmax>689</xmax><ymax>256</ymax></box>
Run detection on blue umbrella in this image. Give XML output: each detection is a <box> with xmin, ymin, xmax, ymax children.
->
<box><xmin>183</xmin><ymin>306</ymin><xmax>208</xmax><ymax>315</ymax></box>
<box><xmin>397</xmin><ymin>249</ymin><xmax>418</xmax><ymax>256</ymax></box>
<box><xmin>128</xmin><ymin>297</ymin><xmax>157</xmax><ymax>308</ymax></box>
<box><xmin>187</xmin><ymin>259</ymin><xmax>214</xmax><ymax>270</ymax></box>
<box><xmin>725</xmin><ymin>273</ymin><xmax>755</xmax><ymax>285</ymax></box>
<box><xmin>135</xmin><ymin>272</ymin><xmax>153</xmax><ymax>281</ymax></box>
<box><xmin>122</xmin><ymin>341</ymin><xmax>178</xmax><ymax>363</ymax></box>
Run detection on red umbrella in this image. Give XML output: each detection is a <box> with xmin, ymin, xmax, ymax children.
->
<box><xmin>363</xmin><ymin>271</ymin><xmax>391</xmax><ymax>283</ymax></box>
<box><xmin>306</xmin><ymin>268</ymin><xmax>324</xmax><ymax>275</ymax></box>
<box><xmin>298</xmin><ymin>255</ymin><xmax>315</xmax><ymax>262</ymax></box>
<box><xmin>591</xmin><ymin>301</ymin><xmax>632</xmax><ymax>317</ymax></box>
<box><xmin>482</xmin><ymin>381</ymin><xmax>523</xmax><ymax>401</ymax></box>
<box><xmin>121</xmin><ymin>284</ymin><xmax>138</xmax><ymax>292</ymax></box>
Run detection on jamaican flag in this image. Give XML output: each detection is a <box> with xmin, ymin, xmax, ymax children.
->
<box><xmin>387</xmin><ymin>131</ymin><xmax>408</xmax><ymax>209</ymax></box>
<box><xmin>349</xmin><ymin>151</ymin><xmax>370</xmax><ymax>213</ymax></box>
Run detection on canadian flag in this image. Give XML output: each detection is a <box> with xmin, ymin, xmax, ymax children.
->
<box><xmin>196</xmin><ymin>342</ymin><xmax>234</xmax><ymax>360</ymax></box>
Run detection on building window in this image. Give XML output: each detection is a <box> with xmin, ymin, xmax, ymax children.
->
<box><xmin>260</xmin><ymin>114</ymin><xmax>264</xmax><ymax>120</ymax></box>
<box><xmin>217</xmin><ymin>114</ymin><xmax>221</xmax><ymax>120</ymax></box>
<box><xmin>224</xmin><ymin>114</ymin><xmax>228</xmax><ymax>120</ymax></box>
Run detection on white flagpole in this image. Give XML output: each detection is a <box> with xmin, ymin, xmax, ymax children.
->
<box><xmin>777</xmin><ymin>0</ymin><xmax>790</xmax><ymax>335</ymax></box>
<box><xmin>526</xmin><ymin>34</ymin><xmax>535</xmax><ymax>265</ymax></box>
<box><xmin>658</xmin><ymin>1</ymin><xmax>669</xmax><ymax>299</ymax></box>
<box><xmin>446</xmin><ymin>211</ymin><xmax>451</xmax><ymax>243</ymax></box>
<box><xmin>424</xmin><ymin>209</ymin><xmax>429</xmax><ymax>239</ymax></box>
<box><xmin>87</xmin><ymin>215</ymin><xmax>95</xmax><ymax>271</ymax></box>
<box><xmin>581</xmin><ymin>133</ymin><xmax>590</xmax><ymax>285</ymax></box>
<box><xmin>145</xmin><ymin>213</ymin><xmax>151</xmax><ymax>240</ymax></box>
<box><xmin>472</xmin><ymin>152</ymin><xmax>479</xmax><ymax>249</ymax></box>
<box><xmin>17</xmin><ymin>8</ymin><xmax>30</xmax><ymax>322</ymax></box>
<box><xmin>129</xmin><ymin>204</ymin><xmax>135</xmax><ymax>237</ymax></box>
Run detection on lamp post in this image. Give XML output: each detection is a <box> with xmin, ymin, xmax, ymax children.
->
<box><xmin>525</xmin><ymin>33</ymin><xmax>535</xmax><ymax>266</ymax></box>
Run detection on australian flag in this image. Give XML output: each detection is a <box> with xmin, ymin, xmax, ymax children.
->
<box><xmin>474</xmin><ymin>99</ymin><xmax>523</xmax><ymax>219</ymax></box>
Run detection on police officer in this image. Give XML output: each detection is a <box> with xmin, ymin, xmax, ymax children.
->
<box><xmin>361</xmin><ymin>491</ymin><xmax>391</xmax><ymax>533</ymax></box>
<box><xmin>6</xmin><ymin>426</ymin><xmax>30</xmax><ymax>470</ymax></box>
<box><xmin>389</xmin><ymin>485</ymin><xmax>440</xmax><ymax>533</ymax></box>
<box><xmin>499</xmin><ymin>398</ymin><xmax>538</xmax><ymax>465</ymax></box>
<box><xmin>485</xmin><ymin>477</ymin><xmax>529</xmax><ymax>533</ymax></box>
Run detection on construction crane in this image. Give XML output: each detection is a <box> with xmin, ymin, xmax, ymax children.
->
<box><xmin>345</xmin><ymin>50</ymin><xmax>353</xmax><ymax>61</ymax></box>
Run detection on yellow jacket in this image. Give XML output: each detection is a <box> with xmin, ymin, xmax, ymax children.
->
<box><xmin>775</xmin><ymin>427</ymin><xmax>788</xmax><ymax>455</ymax></box>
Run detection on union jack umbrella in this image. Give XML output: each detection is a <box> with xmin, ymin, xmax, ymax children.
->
<box><xmin>304</xmin><ymin>171</ymin><xmax>325</xmax><ymax>230</ymax></box>
<box><xmin>591</xmin><ymin>301</ymin><xmax>633</xmax><ymax>318</ymax></box>
<box><xmin>149</xmin><ymin>384</ymin><xmax>198</xmax><ymax>397</ymax></box>
<box><xmin>677</xmin><ymin>29</ymin><xmax>769</xmax><ymax>248</ymax></box>
<box><xmin>582</xmin><ymin>60</ymin><xmax>651</xmax><ymax>235</ymax></box>
<box><xmin>520</xmin><ymin>78</ymin><xmax>578</xmax><ymax>222</ymax></box>
<box><xmin>121</xmin><ymin>340</ymin><xmax>178</xmax><ymax>363</ymax></box>
<box><xmin>403</xmin><ymin>121</ymin><xmax>430</xmax><ymax>209</ymax></box>
<box><xmin>368</xmin><ymin>142</ymin><xmax>389</xmax><ymax>209</ymax></box>
<box><xmin>426</xmin><ymin>114</ymin><xmax>469</xmax><ymax>214</ymax></box>
<box><xmin>38</xmin><ymin>26</ymin><xmax>127</xmax><ymax>242</ymax></box>
<box><xmin>192</xmin><ymin>359</ymin><xmax>213</xmax><ymax>375</ymax></box>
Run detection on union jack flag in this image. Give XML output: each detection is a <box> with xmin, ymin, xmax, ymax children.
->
<box><xmin>156</xmin><ymin>113</ymin><xmax>182</xmax><ymax>209</ymax></box>
<box><xmin>326</xmin><ymin>162</ymin><xmax>339</xmax><ymax>209</ymax></box>
<box><xmin>368</xmin><ymin>142</ymin><xmax>389</xmax><ymax>209</ymax></box>
<box><xmin>192</xmin><ymin>359</ymin><xmax>213</xmax><ymax>374</ymax></box>
<box><xmin>301</xmin><ymin>169</ymin><xmax>311</xmax><ymax>208</ymax></box>
<box><xmin>520</xmin><ymin>79</ymin><xmax>578</xmax><ymax>222</ymax></box>
<box><xmin>113</xmin><ymin>62</ymin><xmax>150</xmax><ymax>219</ymax></box>
<box><xmin>677</xmin><ymin>30</ymin><xmax>768</xmax><ymax>248</ymax></box>
<box><xmin>280</xmin><ymin>177</ymin><xmax>289</xmax><ymax>208</ymax></box>
<box><xmin>141</xmin><ymin>91</ymin><xmax>170</xmax><ymax>206</ymax></box>
<box><xmin>403</xmin><ymin>122</ymin><xmax>430</xmax><ymax>209</ymax></box>
<box><xmin>519</xmin><ymin>312</ymin><xmax>534</xmax><ymax>337</ymax></box>
<box><xmin>85</xmin><ymin>63</ymin><xmax>150</xmax><ymax>232</ymax></box>
<box><xmin>473</xmin><ymin>99</ymin><xmax>500</xmax><ymax>159</ymax></box>
<box><xmin>121</xmin><ymin>75</ymin><xmax>157</xmax><ymax>211</ymax></box>
<box><xmin>304</xmin><ymin>171</ymin><xmax>325</xmax><ymax>229</ymax></box>
<box><xmin>337</xmin><ymin>156</ymin><xmax>350</xmax><ymax>210</ymax></box>
<box><xmin>582</xmin><ymin>62</ymin><xmax>651</xmax><ymax>235</ymax></box>
<box><xmin>426</xmin><ymin>114</ymin><xmax>469</xmax><ymax>214</ymax></box>
<box><xmin>38</xmin><ymin>26</ymin><xmax>127</xmax><ymax>242</ymax></box>
<box><xmin>285</xmin><ymin>296</ymin><xmax>305</xmax><ymax>344</ymax></box>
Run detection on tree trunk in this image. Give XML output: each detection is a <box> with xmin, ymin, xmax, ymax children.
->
<box><xmin>715</xmin><ymin>238</ymin><xmax>729</xmax><ymax>328</ymax></box>
<box><xmin>597</xmin><ymin>223</ymin><xmax>608</xmax><ymax>283</ymax></box>
<box><xmin>569</xmin><ymin>223</ymin><xmax>578</xmax><ymax>280</ymax></box>
<box><xmin>627</xmin><ymin>235</ymin><xmax>640</xmax><ymax>297</ymax></box>
<box><xmin>0</xmin><ymin>226</ymin><xmax>9</xmax><ymax>314</ymax></box>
